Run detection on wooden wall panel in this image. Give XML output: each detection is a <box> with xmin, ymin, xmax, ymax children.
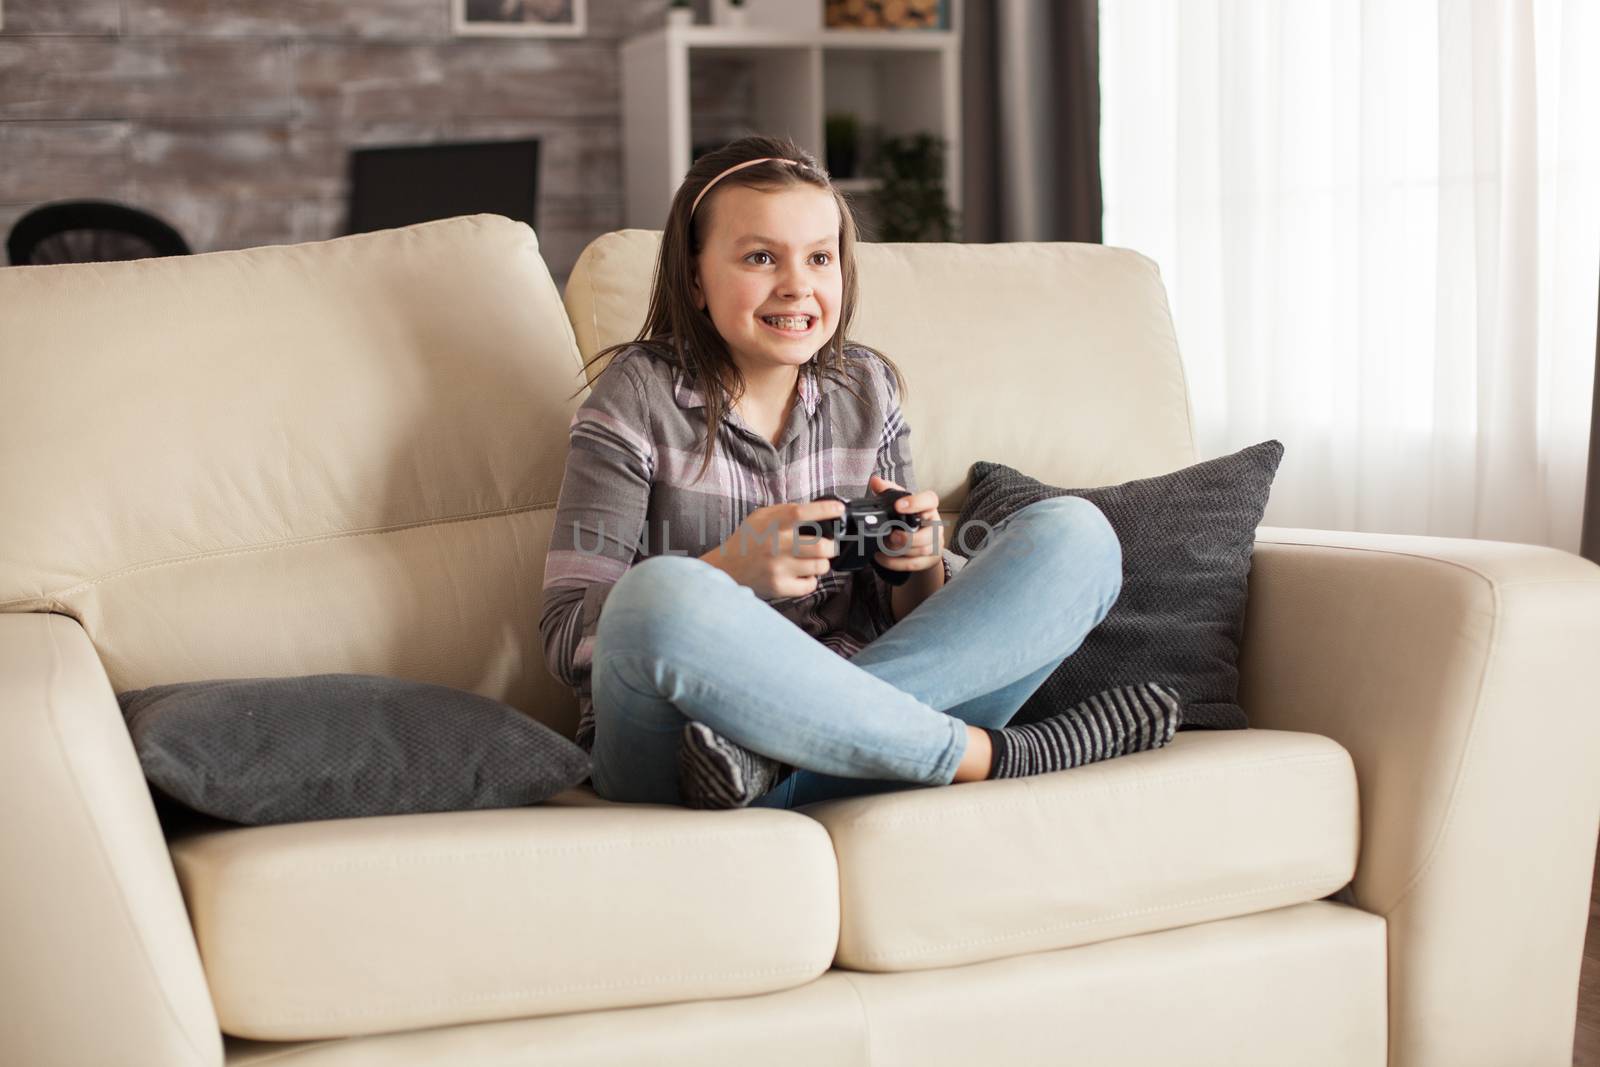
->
<box><xmin>0</xmin><ymin>0</ymin><xmax>679</xmax><ymax>283</ymax></box>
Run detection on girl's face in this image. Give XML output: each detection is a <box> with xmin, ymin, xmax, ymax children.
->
<box><xmin>691</xmin><ymin>183</ymin><xmax>844</xmax><ymax>378</ymax></box>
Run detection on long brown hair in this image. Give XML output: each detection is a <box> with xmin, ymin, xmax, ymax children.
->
<box><xmin>572</xmin><ymin>134</ymin><xmax>907</xmax><ymax>485</ymax></box>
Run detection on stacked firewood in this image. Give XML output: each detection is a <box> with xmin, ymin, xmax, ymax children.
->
<box><xmin>824</xmin><ymin>0</ymin><xmax>944</xmax><ymax>30</ymax></box>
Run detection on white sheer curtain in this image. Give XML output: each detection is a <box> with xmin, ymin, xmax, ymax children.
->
<box><xmin>1099</xmin><ymin>0</ymin><xmax>1600</xmax><ymax>551</ymax></box>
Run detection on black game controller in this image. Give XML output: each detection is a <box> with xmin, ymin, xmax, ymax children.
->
<box><xmin>801</xmin><ymin>489</ymin><xmax>923</xmax><ymax>587</ymax></box>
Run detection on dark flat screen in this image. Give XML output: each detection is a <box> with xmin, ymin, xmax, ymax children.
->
<box><xmin>346</xmin><ymin>139</ymin><xmax>540</xmax><ymax>235</ymax></box>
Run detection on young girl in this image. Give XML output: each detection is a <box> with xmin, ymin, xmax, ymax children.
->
<box><xmin>540</xmin><ymin>135</ymin><xmax>1182</xmax><ymax>810</ymax></box>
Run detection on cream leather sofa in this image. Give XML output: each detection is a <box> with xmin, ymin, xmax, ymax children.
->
<box><xmin>3</xmin><ymin>214</ymin><xmax>1598</xmax><ymax>1067</ymax></box>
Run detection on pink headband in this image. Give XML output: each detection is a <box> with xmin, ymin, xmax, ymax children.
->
<box><xmin>689</xmin><ymin>157</ymin><xmax>800</xmax><ymax>218</ymax></box>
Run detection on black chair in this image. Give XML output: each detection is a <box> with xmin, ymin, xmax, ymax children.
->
<box><xmin>6</xmin><ymin>200</ymin><xmax>191</xmax><ymax>266</ymax></box>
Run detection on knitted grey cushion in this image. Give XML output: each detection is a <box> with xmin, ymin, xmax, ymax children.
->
<box><xmin>118</xmin><ymin>673</ymin><xmax>592</xmax><ymax>825</ymax></box>
<box><xmin>953</xmin><ymin>441</ymin><xmax>1284</xmax><ymax>730</ymax></box>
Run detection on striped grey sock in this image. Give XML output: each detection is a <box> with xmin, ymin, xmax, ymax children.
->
<box><xmin>983</xmin><ymin>682</ymin><xmax>1183</xmax><ymax>779</ymax></box>
<box><xmin>678</xmin><ymin>721</ymin><xmax>794</xmax><ymax>810</ymax></box>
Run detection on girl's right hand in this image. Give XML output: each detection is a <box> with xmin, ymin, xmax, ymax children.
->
<box><xmin>699</xmin><ymin>498</ymin><xmax>846</xmax><ymax>600</ymax></box>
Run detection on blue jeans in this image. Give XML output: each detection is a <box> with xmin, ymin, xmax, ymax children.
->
<box><xmin>586</xmin><ymin>496</ymin><xmax>1122</xmax><ymax>810</ymax></box>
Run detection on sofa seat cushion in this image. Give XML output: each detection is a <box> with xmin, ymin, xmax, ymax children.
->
<box><xmin>169</xmin><ymin>804</ymin><xmax>840</xmax><ymax>1042</ymax></box>
<box><xmin>805</xmin><ymin>728</ymin><xmax>1358</xmax><ymax>972</ymax></box>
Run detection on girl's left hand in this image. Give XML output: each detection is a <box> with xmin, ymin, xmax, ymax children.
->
<box><xmin>868</xmin><ymin>474</ymin><xmax>943</xmax><ymax>573</ymax></box>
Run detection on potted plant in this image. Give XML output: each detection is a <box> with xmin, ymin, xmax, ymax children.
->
<box><xmin>868</xmin><ymin>132</ymin><xmax>959</xmax><ymax>241</ymax></box>
<box><xmin>711</xmin><ymin>0</ymin><xmax>747</xmax><ymax>28</ymax></box>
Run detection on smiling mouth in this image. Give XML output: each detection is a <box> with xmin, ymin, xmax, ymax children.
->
<box><xmin>759</xmin><ymin>314</ymin><xmax>816</xmax><ymax>333</ymax></box>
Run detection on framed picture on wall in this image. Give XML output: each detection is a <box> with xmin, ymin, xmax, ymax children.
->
<box><xmin>453</xmin><ymin>0</ymin><xmax>586</xmax><ymax>37</ymax></box>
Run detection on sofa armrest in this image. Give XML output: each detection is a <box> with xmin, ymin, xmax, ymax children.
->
<box><xmin>1238</xmin><ymin>526</ymin><xmax>1600</xmax><ymax>1067</ymax></box>
<box><xmin>0</xmin><ymin>613</ymin><xmax>221</xmax><ymax>1067</ymax></box>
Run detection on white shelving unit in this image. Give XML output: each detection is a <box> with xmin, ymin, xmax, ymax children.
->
<box><xmin>620</xmin><ymin>22</ymin><xmax>962</xmax><ymax>231</ymax></box>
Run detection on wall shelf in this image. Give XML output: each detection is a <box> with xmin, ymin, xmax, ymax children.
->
<box><xmin>620</xmin><ymin>20</ymin><xmax>961</xmax><ymax>230</ymax></box>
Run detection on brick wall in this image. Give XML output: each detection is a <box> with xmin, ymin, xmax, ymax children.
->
<box><xmin>0</xmin><ymin>0</ymin><xmax>676</xmax><ymax>284</ymax></box>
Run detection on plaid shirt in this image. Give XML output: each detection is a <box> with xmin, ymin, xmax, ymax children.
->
<box><xmin>539</xmin><ymin>343</ymin><xmax>965</xmax><ymax>752</ymax></box>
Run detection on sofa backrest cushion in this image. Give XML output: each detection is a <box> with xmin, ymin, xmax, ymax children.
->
<box><xmin>563</xmin><ymin>229</ymin><xmax>1198</xmax><ymax>508</ymax></box>
<box><xmin>0</xmin><ymin>215</ymin><xmax>587</xmax><ymax>736</ymax></box>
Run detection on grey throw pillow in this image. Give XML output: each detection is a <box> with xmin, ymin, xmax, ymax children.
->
<box><xmin>953</xmin><ymin>441</ymin><xmax>1284</xmax><ymax>730</ymax></box>
<box><xmin>118</xmin><ymin>673</ymin><xmax>592</xmax><ymax>825</ymax></box>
